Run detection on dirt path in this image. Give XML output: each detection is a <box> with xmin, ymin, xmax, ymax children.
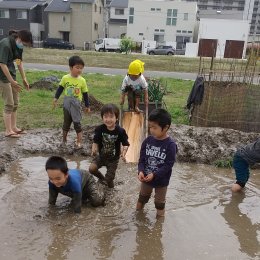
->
<box><xmin>0</xmin><ymin>124</ymin><xmax>259</xmax><ymax>173</ymax></box>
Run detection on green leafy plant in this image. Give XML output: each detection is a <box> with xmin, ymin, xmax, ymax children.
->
<box><xmin>120</xmin><ymin>37</ymin><xmax>134</xmax><ymax>54</ymax></box>
<box><xmin>147</xmin><ymin>78</ymin><xmax>167</xmax><ymax>103</ymax></box>
<box><xmin>214</xmin><ymin>158</ymin><xmax>233</xmax><ymax>168</ymax></box>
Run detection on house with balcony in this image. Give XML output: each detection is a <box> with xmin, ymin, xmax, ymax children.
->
<box><xmin>108</xmin><ymin>0</ymin><xmax>128</xmax><ymax>38</ymax></box>
<box><xmin>127</xmin><ymin>0</ymin><xmax>198</xmax><ymax>51</ymax></box>
<box><xmin>0</xmin><ymin>0</ymin><xmax>48</xmax><ymax>41</ymax></box>
<box><xmin>44</xmin><ymin>0</ymin><xmax>104</xmax><ymax>49</ymax></box>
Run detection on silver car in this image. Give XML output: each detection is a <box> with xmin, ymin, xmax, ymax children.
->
<box><xmin>147</xmin><ymin>45</ymin><xmax>175</xmax><ymax>55</ymax></box>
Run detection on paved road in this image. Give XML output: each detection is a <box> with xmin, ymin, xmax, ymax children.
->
<box><xmin>24</xmin><ymin>63</ymin><xmax>197</xmax><ymax>81</ymax></box>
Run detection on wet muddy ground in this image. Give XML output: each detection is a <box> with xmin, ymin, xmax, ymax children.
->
<box><xmin>0</xmin><ymin>125</ymin><xmax>259</xmax><ymax>259</ymax></box>
<box><xmin>0</xmin><ymin>156</ymin><xmax>259</xmax><ymax>260</ymax></box>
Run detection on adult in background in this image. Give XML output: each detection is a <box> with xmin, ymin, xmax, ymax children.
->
<box><xmin>0</xmin><ymin>29</ymin><xmax>32</xmax><ymax>137</ymax></box>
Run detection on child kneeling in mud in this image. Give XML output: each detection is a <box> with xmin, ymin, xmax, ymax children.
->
<box><xmin>231</xmin><ymin>138</ymin><xmax>260</xmax><ymax>192</ymax></box>
<box><xmin>46</xmin><ymin>156</ymin><xmax>104</xmax><ymax>213</ymax></box>
<box><xmin>89</xmin><ymin>104</ymin><xmax>129</xmax><ymax>188</ymax></box>
<box><xmin>136</xmin><ymin>108</ymin><xmax>178</xmax><ymax>217</ymax></box>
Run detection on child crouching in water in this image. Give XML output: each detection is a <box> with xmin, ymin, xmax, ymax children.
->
<box><xmin>136</xmin><ymin>108</ymin><xmax>178</xmax><ymax>217</ymax></box>
<box><xmin>231</xmin><ymin>138</ymin><xmax>260</xmax><ymax>192</ymax></box>
<box><xmin>46</xmin><ymin>156</ymin><xmax>104</xmax><ymax>213</ymax></box>
<box><xmin>53</xmin><ymin>55</ymin><xmax>90</xmax><ymax>149</ymax></box>
<box><xmin>120</xmin><ymin>59</ymin><xmax>148</xmax><ymax>113</ymax></box>
<box><xmin>89</xmin><ymin>103</ymin><xmax>129</xmax><ymax>188</ymax></box>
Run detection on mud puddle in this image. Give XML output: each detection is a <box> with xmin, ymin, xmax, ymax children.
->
<box><xmin>0</xmin><ymin>156</ymin><xmax>259</xmax><ymax>260</ymax></box>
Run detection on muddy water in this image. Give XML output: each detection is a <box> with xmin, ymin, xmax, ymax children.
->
<box><xmin>0</xmin><ymin>157</ymin><xmax>259</xmax><ymax>260</ymax></box>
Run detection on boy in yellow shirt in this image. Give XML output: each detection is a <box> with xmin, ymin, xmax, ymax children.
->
<box><xmin>53</xmin><ymin>56</ymin><xmax>90</xmax><ymax>149</ymax></box>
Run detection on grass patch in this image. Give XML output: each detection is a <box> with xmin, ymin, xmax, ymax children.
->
<box><xmin>214</xmin><ymin>158</ymin><xmax>233</xmax><ymax>168</ymax></box>
<box><xmin>23</xmin><ymin>48</ymin><xmax>260</xmax><ymax>74</ymax></box>
<box><xmin>0</xmin><ymin>71</ymin><xmax>193</xmax><ymax>131</ymax></box>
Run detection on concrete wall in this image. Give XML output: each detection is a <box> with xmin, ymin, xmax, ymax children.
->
<box><xmin>108</xmin><ymin>23</ymin><xmax>126</xmax><ymax>38</ymax></box>
<box><xmin>198</xmin><ymin>18</ymin><xmax>250</xmax><ymax>58</ymax></box>
<box><xmin>127</xmin><ymin>0</ymin><xmax>197</xmax><ymax>43</ymax></box>
<box><xmin>48</xmin><ymin>12</ymin><xmax>71</xmax><ymax>38</ymax></box>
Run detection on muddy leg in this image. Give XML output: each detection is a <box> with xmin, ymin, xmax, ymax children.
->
<box><xmin>89</xmin><ymin>163</ymin><xmax>106</xmax><ymax>181</ymax></box>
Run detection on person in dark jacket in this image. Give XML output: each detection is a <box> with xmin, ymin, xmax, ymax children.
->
<box><xmin>136</xmin><ymin>108</ymin><xmax>178</xmax><ymax>217</ymax></box>
<box><xmin>0</xmin><ymin>30</ymin><xmax>32</xmax><ymax>138</ymax></box>
<box><xmin>232</xmin><ymin>138</ymin><xmax>260</xmax><ymax>192</ymax></box>
<box><xmin>46</xmin><ymin>156</ymin><xmax>104</xmax><ymax>213</ymax></box>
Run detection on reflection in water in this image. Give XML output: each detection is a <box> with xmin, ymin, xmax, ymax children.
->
<box><xmin>221</xmin><ymin>193</ymin><xmax>260</xmax><ymax>258</ymax></box>
<box><xmin>133</xmin><ymin>212</ymin><xmax>164</xmax><ymax>260</ymax></box>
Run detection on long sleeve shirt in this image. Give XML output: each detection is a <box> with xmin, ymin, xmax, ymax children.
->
<box><xmin>48</xmin><ymin>169</ymin><xmax>88</xmax><ymax>213</ymax></box>
<box><xmin>236</xmin><ymin>138</ymin><xmax>260</xmax><ymax>165</ymax></box>
<box><xmin>138</xmin><ymin>136</ymin><xmax>178</xmax><ymax>187</ymax></box>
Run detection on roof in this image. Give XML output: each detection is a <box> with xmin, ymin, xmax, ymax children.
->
<box><xmin>44</xmin><ymin>0</ymin><xmax>71</xmax><ymax>12</ymax></box>
<box><xmin>0</xmin><ymin>1</ymin><xmax>39</xmax><ymax>9</ymax></box>
<box><xmin>110</xmin><ymin>0</ymin><xmax>128</xmax><ymax>8</ymax></box>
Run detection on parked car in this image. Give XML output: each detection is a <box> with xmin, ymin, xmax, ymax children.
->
<box><xmin>43</xmin><ymin>38</ymin><xmax>74</xmax><ymax>50</ymax></box>
<box><xmin>147</xmin><ymin>45</ymin><xmax>175</xmax><ymax>55</ymax></box>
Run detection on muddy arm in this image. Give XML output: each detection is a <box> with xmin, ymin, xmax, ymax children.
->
<box><xmin>48</xmin><ymin>188</ymin><xmax>58</xmax><ymax>205</ymax></box>
<box><xmin>71</xmin><ymin>192</ymin><xmax>82</xmax><ymax>213</ymax></box>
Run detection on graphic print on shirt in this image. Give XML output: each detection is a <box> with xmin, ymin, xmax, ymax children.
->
<box><xmin>145</xmin><ymin>144</ymin><xmax>166</xmax><ymax>174</ymax></box>
<box><xmin>101</xmin><ymin>133</ymin><xmax>118</xmax><ymax>157</ymax></box>
<box><xmin>64</xmin><ymin>82</ymin><xmax>80</xmax><ymax>97</ymax></box>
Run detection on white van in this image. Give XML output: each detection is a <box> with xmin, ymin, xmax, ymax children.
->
<box><xmin>95</xmin><ymin>38</ymin><xmax>121</xmax><ymax>52</ymax></box>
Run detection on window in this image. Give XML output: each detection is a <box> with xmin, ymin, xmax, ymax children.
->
<box><xmin>0</xmin><ymin>29</ymin><xmax>3</xmax><ymax>35</ymax></box>
<box><xmin>182</xmin><ymin>30</ymin><xmax>187</xmax><ymax>33</ymax></box>
<box><xmin>129</xmin><ymin>7</ymin><xmax>134</xmax><ymax>15</ymax></box>
<box><xmin>238</xmin><ymin>7</ymin><xmax>244</xmax><ymax>11</ymax></box>
<box><xmin>184</xmin><ymin>13</ymin><xmax>188</xmax><ymax>20</ymax></box>
<box><xmin>129</xmin><ymin>7</ymin><xmax>134</xmax><ymax>24</ymax></box>
<box><xmin>156</xmin><ymin>8</ymin><xmax>161</xmax><ymax>11</ymax></box>
<box><xmin>17</xmin><ymin>10</ymin><xmax>27</xmax><ymax>19</ymax></box>
<box><xmin>81</xmin><ymin>4</ymin><xmax>87</xmax><ymax>10</ymax></box>
<box><xmin>129</xmin><ymin>16</ymin><xmax>134</xmax><ymax>24</ymax></box>
<box><xmin>155</xmin><ymin>29</ymin><xmax>159</xmax><ymax>32</ymax></box>
<box><xmin>188</xmin><ymin>31</ymin><xmax>192</xmax><ymax>33</ymax></box>
<box><xmin>62</xmin><ymin>16</ymin><xmax>66</xmax><ymax>22</ymax></box>
<box><xmin>160</xmin><ymin>29</ymin><xmax>165</xmax><ymax>32</ymax></box>
<box><xmin>94</xmin><ymin>23</ymin><xmax>98</xmax><ymax>31</ymax></box>
<box><xmin>139</xmin><ymin>33</ymin><xmax>143</xmax><ymax>36</ymax></box>
<box><xmin>95</xmin><ymin>4</ymin><xmax>97</xmax><ymax>12</ymax></box>
<box><xmin>115</xmin><ymin>9</ymin><xmax>124</xmax><ymax>15</ymax></box>
<box><xmin>176</xmin><ymin>30</ymin><xmax>181</xmax><ymax>33</ymax></box>
<box><xmin>151</xmin><ymin>8</ymin><xmax>155</xmax><ymax>11</ymax></box>
<box><xmin>166</xmin><ymin>9</ymin><xmax>177</xmax><ymax>26</ymax></box>
<box><xmin>0</xmin><ymin>9</ymin><xmax>9</xmax><ymax>18</ymax></box>
<box><xmin>223</xmin><ymin>6</ymin><xmax>232</xmax><ymax>10</ymax></box>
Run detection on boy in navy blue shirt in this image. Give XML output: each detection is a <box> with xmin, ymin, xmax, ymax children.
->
<box><xmin>46</xmin><ymin>156</ymin><xmax>104</xmax><ymax>213</ymax></box>
<box><xmin>137</xmin><ymin>108</ymin><xmax>177</xmax><ymax>217</ymax></box>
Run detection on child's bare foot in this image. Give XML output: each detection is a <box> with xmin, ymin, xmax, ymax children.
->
<box><xmin>74</xmin><ymin>142</ymin><xmax>82</xmax><ymax>150</ymax></box>
<box><xmin>136</xmin><ymin>201</ymin><xmax>144</xmax><ymax>210</ymax></box>
<box><xmin>231</xmin><ymin>183</ymin><xmax>243</xmax><ymax>192</ymax></box>
<box><xmin>135</xmin><ymin>107</ymin><xmax>142</xmax><ymax>113</ymax></box>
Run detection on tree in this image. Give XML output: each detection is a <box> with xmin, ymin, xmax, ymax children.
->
<box><xmin>120</xmin><ymin>37</ymin><xmax>134</xmax><ymax>54</ymax></box>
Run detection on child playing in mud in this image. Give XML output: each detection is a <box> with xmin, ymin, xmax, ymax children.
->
<box><xmin>136</xmin><ymin>108</ymin><xmax>178</xmax><ymax>217</ymax></box>
<box><xmin>231</xmin><ymin>138</ymin><xmax>260</xmax><ymax>192</ymax></box>
<box><xmin>89</xmin><ymin>103</ymin><xmax>129</xmax><ymax>188</ymax></box>
<box><xmin>53</xmin><ymin>55</ymin><xmax>90</xmax><ymax>149</ymax></box>
<box><xmin>46</xmin><ymin>155</ymin><xmax>104</xmax><ymax>213</ymax></box>
<box><xmin>120</xmin><ymin>59</ymin><xmax>148</xmax><ymax>113</ymax></box>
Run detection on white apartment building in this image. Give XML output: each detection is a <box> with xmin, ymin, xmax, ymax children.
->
<box><xmin>108</xmin><ymin>0</ymin><xmax>128</xmax><ymax>38</ymax></box>
<box><xmin>127</xmin><ymin>0</ymin><xmax>198</xmax><ymax>50</ymax></box>
<box><xmin>185</xmin><ymin>0</ymin><xmax>260</xmax><ymax>42</ymax></box>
